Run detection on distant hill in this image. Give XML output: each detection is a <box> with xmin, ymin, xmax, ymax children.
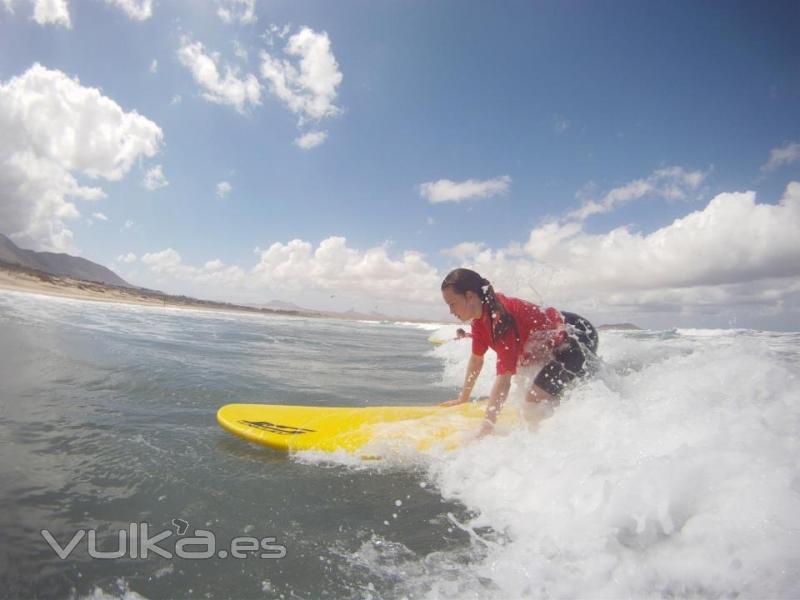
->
<box><xmin>263</xmin><ymin>299</ymin><xmax>306</xmax><ymax>311</ymax></box>
<box><xmin>0</xmin><ymin>233</ymin><xmax>132</xmax><ymax>288</ymax></box>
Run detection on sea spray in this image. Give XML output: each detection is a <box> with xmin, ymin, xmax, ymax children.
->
<box><xmin>418</xmin><ymin>330</ymin><xmax>800</xmax><ymax>598</ymax></box>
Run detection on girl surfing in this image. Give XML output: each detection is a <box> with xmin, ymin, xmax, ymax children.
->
<box><xmin>439</xmin><ymin>268</ymin><xmax>599</xmax><ymax>437</ymax></box>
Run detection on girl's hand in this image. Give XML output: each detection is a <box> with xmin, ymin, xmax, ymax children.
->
<box><xmin>476</xmin><ymin>419</ymin><xmax>494</xmax><ymax>439</ymax></box>
<box><xmin>439</xmin><ymin>398</ymin><xmax>466</xmax><ymax>407</ymax></box>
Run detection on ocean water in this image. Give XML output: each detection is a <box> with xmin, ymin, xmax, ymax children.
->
<box><xmin>0</xmin><ymin>289</ymin><xmax>799</xmax><ymax>599</ymax></box>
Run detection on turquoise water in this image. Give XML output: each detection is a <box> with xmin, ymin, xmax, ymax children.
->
<box><xmin>1</xmin><ymin>289</ymin><xmax>799</xmax><ymax>599</ymax></box>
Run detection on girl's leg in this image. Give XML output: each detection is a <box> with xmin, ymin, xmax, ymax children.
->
<box><xmin>526</xmin><ymin>382</ymin><xmax>553</xmax><ymax>403</ymax></box>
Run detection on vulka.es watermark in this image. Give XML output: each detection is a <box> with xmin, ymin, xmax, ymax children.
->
<box><xmin>40</xmin><ymin>519</ymin><xmax>287</xmax><ymax>560</ymax></box>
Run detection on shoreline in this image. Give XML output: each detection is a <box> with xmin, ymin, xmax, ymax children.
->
<box><xmin>0</xmin><ymin>265</ymin><xmax>366</xmax><ymax>319</ymax></box>
<box><xmin>0</xmin><ymin>264</ymin><xmax>441</xmax><ymax>325</ymax></box>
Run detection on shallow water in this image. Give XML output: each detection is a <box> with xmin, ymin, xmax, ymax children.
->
<box><xmin>0</xmin><ymin>290</ymin><xmax>798</xmax><ymax>599</ymax></box>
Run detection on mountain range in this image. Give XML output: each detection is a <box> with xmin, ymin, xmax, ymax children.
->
<box><xmin>0</xmin><ymin>233</ymin><xmax>131</xmax><ymax>288</ymax></box>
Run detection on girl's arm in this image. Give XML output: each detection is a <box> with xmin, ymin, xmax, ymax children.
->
<box><xmin>478</xmin><ymin>373</ymin><xmax>512</xmax><ymax>437</ymax></box>
<box><xmin>440</xmin><ymin>353</ymin><xmax>484</xmax><ymax>406</ymax></box>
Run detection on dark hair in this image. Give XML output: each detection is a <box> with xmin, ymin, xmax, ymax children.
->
<box><xmin>441</xmin><ymin>268</ymin><xmax>518</xmax><ymax>344</ymax></box>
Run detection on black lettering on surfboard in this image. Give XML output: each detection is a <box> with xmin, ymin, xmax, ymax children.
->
<box><xmin>239</xmin><ymin>420</ymin><xmax>315</xmax><ymax>435</ymax></box>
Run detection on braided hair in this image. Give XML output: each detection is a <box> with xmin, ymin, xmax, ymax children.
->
<box><xmin>440</xmin><ymin>268</ymin><xmax>518</xmax><ymax>345</ymax></box>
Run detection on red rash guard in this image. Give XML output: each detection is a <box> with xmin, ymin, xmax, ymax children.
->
<box><xmin>471</xmin><ymin>293</ymin><xmax>566</xmax><ymax>375</ymax></box>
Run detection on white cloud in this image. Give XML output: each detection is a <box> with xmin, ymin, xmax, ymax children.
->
<box><xmin>294</xmin><ymin>130</ymin><xmax>327</xmax><ymax>149</ymax></box>
<box><xmin>570</xmin><ymin>166</ymin><xmax>707</xmax><ymax>220</ymax></box>
<box><xmin>762</xmin><ymin>142</ymin><xmax>800</xmax><ymax>172</ymax></box>
<box><xmin>232</xmin><ymin>40</ymin><xmax>248</xmax><ymax>61</ymax></box>
<box><xmin>177</xmin><ymin>37</ymin><xmax>262</xmax><ymax>114</ymax></box>
<box><xmin>141</xmin><ymin>248</ymin><xmax>181</xmax><ymax>272</ymax></box>
<box><xmin>141</xmin><ymin>247</ymin><xmax>247</xmax><ymax>286</ymax></box>
<box><xmin>117</xmin><ymin>252</ymin><xmax>137</xmax><ymax>263</ymax></box>
<box><xmin>0</xmin><ymin>64</ymin><xmax>163</xmax><ymax>252</ymax></box>
<box><xmin>554</xmin><ymin>117</ymin><xmax>570</xmax><ymax>133</ymax></box>
<box><xmin>123</xmin><ymin>220</ymin><xmax>134</xmax><ymax>230</ymax></box>
<box><xmin>143</xmin><ymin>164</ymin><xmax>168</xmax><ymax>190</ymax></box>
<box><xmin>92</xmin><ymin>212</ymin><xmax>108</xmax><ymax>221</ymax></box>
<box><xmin>31</xmin><ymin>0</ymin><xmax>71</xmax><ymax>28</ymax></box>
<box><xmin>217</xmin><ymin>0</ymin><xmax>256</xmax><ymax>25</ymax></box>
<box><xmin>104</xmin><ymin>0</ymin><xmax>152</xmax><ymax>21</ymax></box>
<box><xmin>260</xmin><ymin>27</ymin><xmax>343</xmax><ymax>124</ymax></box>
<box><xmin>262</xmin><ymin>23</ymin><xmax>291</xmax><ymax>47</ymax></box>
<box><xmin>452</xmin><ymin>182</ymin><xmax>800</xmax><ymax>324</ymax></box>
<box><xmin>149</xmin><ymin>59</ymin><xmax>158</xmax><ymax>74</ymax></box>
<box><xmin>171</xmin><ymin>94</ymin><xmax>182</xmax><ymax>105</ymax></box>
<box><xmin>216</xmin><ymin>181</ymin><xmax>232</xmax><ymax>199</ymax></box>
<box><xmin>127</xmin><ymin>184</ymin><xmax>800</xmax><ymax>326</ymax></box>
<box><xmin>137</xmin><ymin>238</ymin><xmax>439</xmax><ymax>309</ymax></box>
<box><xmin>419</xmin><ymin>175</ymin><xmax>512</xmax><ymax>204</ymax></box>
<box><xmin>441</xmin><ymin>241</ymin><xmax>488</xmax><ymax>260</ymax></box>
<box><xmin>251</xmin><ymin>237</ymin><xmax>439</xmax><ymax>302</ymax></box>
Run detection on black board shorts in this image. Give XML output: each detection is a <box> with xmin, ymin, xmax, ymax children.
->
<box><xmin>533</xmin><ymin>312</ymin><xmax>599</xmax><ymax>397</ymax></box>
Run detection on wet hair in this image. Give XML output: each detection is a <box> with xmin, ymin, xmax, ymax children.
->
<box><xmin>441</xmin><ymin>268</ymin><xmax>518</xmax><ymax>344</ymax></box>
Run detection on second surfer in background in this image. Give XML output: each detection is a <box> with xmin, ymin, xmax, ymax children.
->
<box><xmin>455</xmin><ymin>328</ymin><xmax>471</xmax><ymax>340</ymax></box>
<box><xmin>440</xmin><ymin>268</ymin><xmax>599</xmax><ymax>437</ymax></box>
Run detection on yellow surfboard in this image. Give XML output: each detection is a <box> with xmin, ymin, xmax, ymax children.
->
<box><xmin>217</xmin><ymin>401</ymin><xmax>518</xmax><ymax>454</ymax></box>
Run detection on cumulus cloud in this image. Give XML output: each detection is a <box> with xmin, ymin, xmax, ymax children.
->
<box><xmin>92</xmin><ymin>212</ymin><xmax>108</xmax><ymax>221</ymax></box>
<box><xmin>149</xmin><ymin>59</ymin><xmax>158</xmax><ymax>74</ymax></box>
<box><xmin>441</xmin><ymin>242</ymin><xmax>488</xmax><ymax>260</ymax></box>
<box><xmin>141</xmin><ymin>247</ymin><xmax>247</xmax><ymax>286</ymax></box>
<box><xmin>143</xmin><ymin>164</ymin><xmax>168</xmax><ymax>190</ymax></box>
<box><xmin>419</xmin><ymin>175</ymin><xmax>512</xmax><ymax>204</ymax></box>
<box><xmin>104</xmin><ymin>0</ymin><xmax>152</xmax><ymax>21</ymax></box>
<box><xmin>452</xmin><ymin>182</ymin><xmax>800</xmax><ymax>324</ymax></box>
<box><xmin>216</xmin><ymin>181</ymin><xmax>232</xmax><ymax>199</ymax></box>
<box><xmin>570</xmin><ymin>166</ymin><xmax>707</xmax><ymax>220</ymax></box>
<box><xmin>0</xmin><ymin>64</ymin><xmax>163</xmax><ymax>252</ymax></box>
<box><xmin>260</xmin><ymin>27</ymin><xmax>343</xmax><ymax>124</ymax></box>
<box><xmin>251</xmin><ymin>237</ymin><xmax>440</xmax><ymax>302</ymax></box>
<box><xmin>762</xmin><ymin>142</ymin><xmax>800</xmax><ymax>172</ymax></box>
<box><xmin>116</xmin><ymin>252</ymin><xmax>137</xmax><ymax>263</ymax></box>
<box><xmin>217</xmin><ymin>0</ymin><xmax>255</xmax><ymax>25</ymax></box>
<box><xmin>177</xmin><ymin>37</ymin><xmax>262</xmax><ymax>113</ymax></box>
<box><xmin>31</xmin><ymin>0</ymin><xmax>71</xmax><ymax>27</ymax></box>
<box><xmin>135</xmin><ymin>237</ymin><xmax>440</xmax><ymax>309</ymax></box>
<box><xmin>262</xmin><ymin>23</ymin><xmax>291</xmax><ymax>47</ymax></box>
<box><xmin>128</xmin><ymin>184</ymin><xmax>800</xmax><ymax>325</ymax></box>
<box><xmin>1</xmin><ymin>0</ymin><xmax>70</xmax><ymax>28</ymax></box>
<box><xmin>294</xmin><ymin>130</ymin><xmax>327</xmax><ymax>149</ymax></box>
<box><xmin>232</xmin><ymin>40</ymin><xmax>248</xmax><ymax>61</ymax></box>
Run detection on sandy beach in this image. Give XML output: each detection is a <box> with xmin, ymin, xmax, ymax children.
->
<box><xmin>0</xmin><ymin>267</ymin><xmax>164</xmax><ymax>305</ymax></box>
<box><xmin>0</xmin><ymin>265</ymin><xmax>314</xmax><ymax>317</ymax></box>
<box><xmin>0</xmin><ymin>265</ymin><xmax>442</xmax><ymax>324</ymax></box>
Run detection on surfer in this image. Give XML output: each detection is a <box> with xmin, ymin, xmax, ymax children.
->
<box><xmin>440</xmin><ymin>268</ymin><xmax>598</xmax><ymax>437</ymax></box>
<box><xmin>455</xmin><ymin>328</ymin><xmax>471</xmax><ymax>340</ymax></box>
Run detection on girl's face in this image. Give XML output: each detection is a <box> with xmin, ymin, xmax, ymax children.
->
<box><xmin>442</xmin><ymin>287</ymin><xmax>483</xmax><ymax>322</ymax></box>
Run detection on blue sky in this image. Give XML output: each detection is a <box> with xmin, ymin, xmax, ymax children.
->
<box><xmin>1</xmin><ymin>0</ymin><xmax>799</xmax><ymax>327</ymax></box>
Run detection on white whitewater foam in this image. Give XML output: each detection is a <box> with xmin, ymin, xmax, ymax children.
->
<box><xmin>391</xmin><ymin>321</ymin><xmax>449</xmax><ymax>331</ymax></box>
<box><xmin>343</xmin><ymin>329</ymin><xmax>800</xmax><ymax>598</ymax></box>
